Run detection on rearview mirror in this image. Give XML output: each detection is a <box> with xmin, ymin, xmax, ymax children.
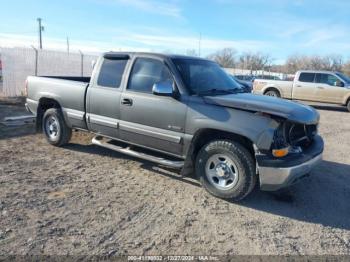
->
<box><xmin>152</xmin><ymin>80</ymin><xmax>174</xmax><ymax>97</ymax></box>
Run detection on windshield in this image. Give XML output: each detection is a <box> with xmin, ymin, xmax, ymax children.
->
<box><xmin>335</xmin><ymin>72</ymin><xmax>350</xmax><ymax>84</ymax></box>
<box><xmin>172</xmin><ymin>58</ymin><xmax>242</xmax><ymax>95</ymax></box>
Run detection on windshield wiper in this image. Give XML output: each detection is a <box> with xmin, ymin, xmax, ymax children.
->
<box><xmin>197</xmin><ymin>88</ymin><xmax>242</xmax><ymax>96</ymax></box>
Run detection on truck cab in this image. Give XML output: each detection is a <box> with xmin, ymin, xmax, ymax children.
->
<box><xmin>253</xmin><ymin>70</ymin><xmax>350</xmax><ymax>111</ymax></box>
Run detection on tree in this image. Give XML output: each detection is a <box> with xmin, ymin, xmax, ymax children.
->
<box><xmin>207</xmin><ymin>48</ymin><xmax>236</xmax><ymax>68</ymax></box>
<box><xmin>343</xmin><ymin>61</ymin><xmax>350</xmax><ymax>76</ymax></box>
<box><xmin>284</xmin><ymin>54</ymin><xmax>344</xmax><ymax>74</ymax></box>
<box><xmin>238</xmin><ymin>52</ymin><xmax>273</xmax><ymax>72</ymax></box>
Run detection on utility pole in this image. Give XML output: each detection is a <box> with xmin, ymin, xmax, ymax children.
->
<box><xmin>66</xmin><ymin>37</ymin><xmax>70</xmax><ymax>53</ymax></box>
<box><xmin>198</xmin><ymin>32</ymin><xmax>202</xmax><ymax>57</ymax></box>
<box><xmin>37</xmin><ymin>18</ymin><xmax>44</xmax><ymax>49</ymax></box>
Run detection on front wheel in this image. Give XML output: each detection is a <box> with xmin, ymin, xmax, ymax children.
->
<box><xmin>265</xmin><ymin>90</ymin><xmax>280</xmax><ymax>97</ymax></box>
<box><xmin>347</xmin><ymin>100</ymin><xmax>350</xmax><ymax>112</ymax></box>
<box><xmin>42</xmin><ymin>108</ymin><xmax>72</xmax><ymax>146</ymax></box>
<box><xmin>195</xmin><ymin>140</ymin><xmax>256</xmax><ymax>201</ymax></box>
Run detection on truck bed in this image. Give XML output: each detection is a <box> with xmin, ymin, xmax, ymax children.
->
<box><xmin>26</xmin><ymin>76</ymin><xmax>89</xmax><ymax>129</ymax></box>
<box><xmin>41</xmin><ymin>76</ymin><xmax>91</xmax><ymax>83</ymax></box>
<box><xmin>253</xmin><ymin>79</ymin><xmax>293</xmax><ymax>98</ymax></box>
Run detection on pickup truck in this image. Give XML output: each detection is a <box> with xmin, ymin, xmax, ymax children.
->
<box><xmin>253</xmin><ymin>70</ymin><xmax>350</xmax><ymax>112</ymax></box>
<box><xmin>25</xmin><ymin>52</ymin><xmax>324</xmax><ymax>201</ymax></box>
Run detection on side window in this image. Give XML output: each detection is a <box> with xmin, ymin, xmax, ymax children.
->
<box><xmin>298</xmin><ymin>73</ymin><xmax>315</xmax><ymax>83</ymax></box>
<box><xmin>97</xmin><ymin>59</ymin><xmax>128</xmax><ymax>88</ymax></box>
<box><xmin>315</xmin><ymin>73</ymin><xmax>338</xmax><ymax>86</ymax></box>
<box><xmin>128</xmin><ymin>58</ymin><xmax>172</xmax><ymax>93</ymax></box>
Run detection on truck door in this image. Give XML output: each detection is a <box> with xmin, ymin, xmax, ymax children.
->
<box><xmin>119</xmin><ymin>57</ymin><xmax>187</xmax><ymax>156</ymax></box>
<box><xmin>292</xmin><ymin>72</ymin><xmax>317</xmax><ymax>101</ymax></box>
<box><xmin>86</xmin><ymin>55</ymin><xmax>129</xmax><ymax>138</ymax></box>
<box><xmin>314</xmin><ymin>73</ymin><xmax>346</xmax><ymax>104</ymax></box>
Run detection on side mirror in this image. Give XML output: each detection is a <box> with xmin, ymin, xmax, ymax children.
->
<box><xmin>152</xmin><ymin>80</ymin><xmax>174</xmax><ymax>97</ymax></box>
<box><xmin>335</xmin><ymin>80</ymin><xmax>344</xmax><ymax>87</ymax></box>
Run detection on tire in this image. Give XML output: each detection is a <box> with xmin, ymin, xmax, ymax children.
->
<box><xmin>347</xmin><ymin>100</ymin><xmax>350</xmax><ymax>112</ymax></box>
<box><xmin>42</xmin><ymin>108</ymin><xmax>72</xmax><ymax>146</ymax></box>
<box><xmin>265</xmin><ymin>90</ymin><xmax>280</xmax><ymax>97</ymax></box>
<box><xmin>195</xmin><ymin>140</ymin><xmax>256</xmax><ymax>201</ymax></box>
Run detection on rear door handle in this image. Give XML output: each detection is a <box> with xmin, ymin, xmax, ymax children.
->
<box><xmin>317</xmin><ymin>86</ymin><xmax>324</xmax><ymax>89</ymax></box>
<box><xmin>121</xmin><ymin>98</ymin><xmax>133</xmax><ymax>106</ymax></box>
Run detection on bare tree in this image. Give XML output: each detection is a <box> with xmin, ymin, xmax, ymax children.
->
<box><xmin>238</xmin><ymin>52</ymin><xmax>273</xmax><ymax>72</ymax></box>
<box><xmin>284</xmin><ymin>54</ymin><xmax>344</xmax><ymax>73</ymax></box>
<box><xmin>343</xmin><ymin>61</ymin><xmax>350</xmax><ymax>75</ymax></box>
<box><xmin>323</xmin><ymin>55</ymin><xmax>343</xmax><ymax>71</ymax></box>
<box><xmin>207</xmin><ymin>48</ymin><xmax>237</xmax><ymax>68</ymax></box>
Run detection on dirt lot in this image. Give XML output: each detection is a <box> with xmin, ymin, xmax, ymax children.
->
<box><xmin>0</xmin><ymin>100</ymin><xmax>349</xmax><ymax>256</ymax></box>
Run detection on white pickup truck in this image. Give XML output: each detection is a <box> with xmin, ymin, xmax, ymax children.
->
<box><xmin>253</xmin><ymin>70</ymin><xmax>350</xmax><ymax>112</ymax></box>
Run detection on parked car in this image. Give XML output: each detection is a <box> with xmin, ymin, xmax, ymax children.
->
<box><xmin>255</xmin><ymin>74</ymin><xmax>282</xmax><ymax>80</ymax></box>
<box><xmin>235</xmin><ymin>74</ymin><xmax>255</xmax><ymax>82</ymax></box>
<box><xmin>253</xmin><ymin>70</ymin><xmax>350</xmax><ymax>112</ymax></box>
<box><xmin>230</xmin><ymin>75</ymin><xmax>252</xmax><ymax>93</ymax></box>
<box><xmin>25</xmin><ymin>52</ymin><xmax>323</xmax><ymax>201</ymax></box>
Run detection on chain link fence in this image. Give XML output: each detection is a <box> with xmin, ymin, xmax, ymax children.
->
<box><xmin>0</xmin><ymin>47</ymin><xmax>98</xmax><ymax>97</ymax></box>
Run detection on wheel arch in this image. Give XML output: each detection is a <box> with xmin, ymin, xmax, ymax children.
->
<box><xmin>343</xmin><ymin>94</ymin><xmax>350</xmax><ymax>106</ymax></box>
<box><xmin>187</xmin><ymin>128</ymin><xmax>255</xmax><ymax>163</ymax></box>
<box><xmin>262</xmin><ymin>86</ymin><xmax>281</xmax><ymax>96</ymax></box>
<box><xmin>36</xmin><ymin>97</ymin><xmax>62</xmax><ymax>131</ymax></box>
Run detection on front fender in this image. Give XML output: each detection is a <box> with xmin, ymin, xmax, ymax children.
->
<box><xmin>185</xmin><ymin>101</ymin><xmax>279</xmax><ymax>152</ymax></box>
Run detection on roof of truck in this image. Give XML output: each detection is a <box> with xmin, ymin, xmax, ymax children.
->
<box><xmin>103</xmin><ymin>51</ymin><xmax>210</xmax><ymax>61</ymax></box>
<box><xmin>297</xmin><ymin>70</ymin><xmax>341</xmax><ymax>74</ymax></box>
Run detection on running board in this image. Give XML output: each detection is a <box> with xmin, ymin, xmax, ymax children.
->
<box><xmin>92</xmin><ymin>136</ymin><xmax>184</xmax><ymax>169</ymax></box>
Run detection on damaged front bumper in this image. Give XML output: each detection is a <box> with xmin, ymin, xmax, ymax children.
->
<box><xmin>256</xmin><ymin>135</ymin><xmax>324</xmax><ymax>191</ymax></box>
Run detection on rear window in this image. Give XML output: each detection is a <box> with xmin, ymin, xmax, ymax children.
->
<box><xmin>97</xmin><ymin>59</ymin><xmax>128</xmax><ymax>88</ymax></box>
<box><xmin>298</xmin><ymin>73</ymin><xmax>315</xmax><ymax>83</ymax></box>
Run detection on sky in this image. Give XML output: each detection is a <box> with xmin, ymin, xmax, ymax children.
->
<box><xmin>1</xmin><ymin>0</ymin><xmax>350</xmax><ymax>63</ymax></box>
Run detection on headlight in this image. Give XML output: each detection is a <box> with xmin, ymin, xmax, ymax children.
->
<box><xmin>271</xmin><ymin>121</ymin><xmax>317</xmax><ymax>157</ymax></box>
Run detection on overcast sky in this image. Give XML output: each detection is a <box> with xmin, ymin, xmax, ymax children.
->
<box><xmin>1</xmin><ymin>0</ymin><xmax>350</xmax><ymax>63</ymax></box>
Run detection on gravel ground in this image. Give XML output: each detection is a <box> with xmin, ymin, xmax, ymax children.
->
<box><xmin>0</xmin><ymin>101</ymin><xmax>349</xmax><ymax>256</ymax></box>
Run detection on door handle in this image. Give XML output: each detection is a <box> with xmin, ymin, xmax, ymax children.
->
<box><xmin>296</xmin><ymin>85</ymin><xmax>302</xmax><ymax>87</ymax></box>
<box><xmin>121</xmin><ymin>98</ymin><xmax>133</xmax><ymax>106</ymax></box>
<box><xmin>317</xmin><ymin>86</ymin><xmax>324</xmax><ymax>89</ymax></box>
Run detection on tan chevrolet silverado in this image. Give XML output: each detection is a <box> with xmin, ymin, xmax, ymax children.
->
<box><xmin>253</xmin><ymin>70</ymin><xmax>350</xmax><ymax>112</ymax></box>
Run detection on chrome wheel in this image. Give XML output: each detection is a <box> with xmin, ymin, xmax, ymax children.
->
<box><xmin>205</xmin><ymin>154</ymin><xmax>239</xmax><ymax>190</ymax></box>
<box><xmin>266</xmin><ymin>91</ymin><xmax>278</xmax><ymax>97</ymax></box>
<box><xmin>45</xmin><ymin>115</ymin><xmax>60</xmax><ymax>140</ymax></box>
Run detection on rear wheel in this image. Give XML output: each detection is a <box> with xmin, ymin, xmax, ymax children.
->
<box><xmin>265</xmin><ymin>90</ymin><xmax>280</xmax><ymax>97</ymax></box>
<box><xmin>42</xmin><ymin>108</ymin><xmax>72</xmax><ymax>146</ymax></box>
<box><xmin>195</xmin><ymin>140</ymin><xmax>256</xmax><ymax>201</ymax></box>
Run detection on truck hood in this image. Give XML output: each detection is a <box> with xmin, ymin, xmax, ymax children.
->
<box><xmin>203</xmin><ymin>93</ymin><xmax>319</xmax><ymax>124</ymax></box>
